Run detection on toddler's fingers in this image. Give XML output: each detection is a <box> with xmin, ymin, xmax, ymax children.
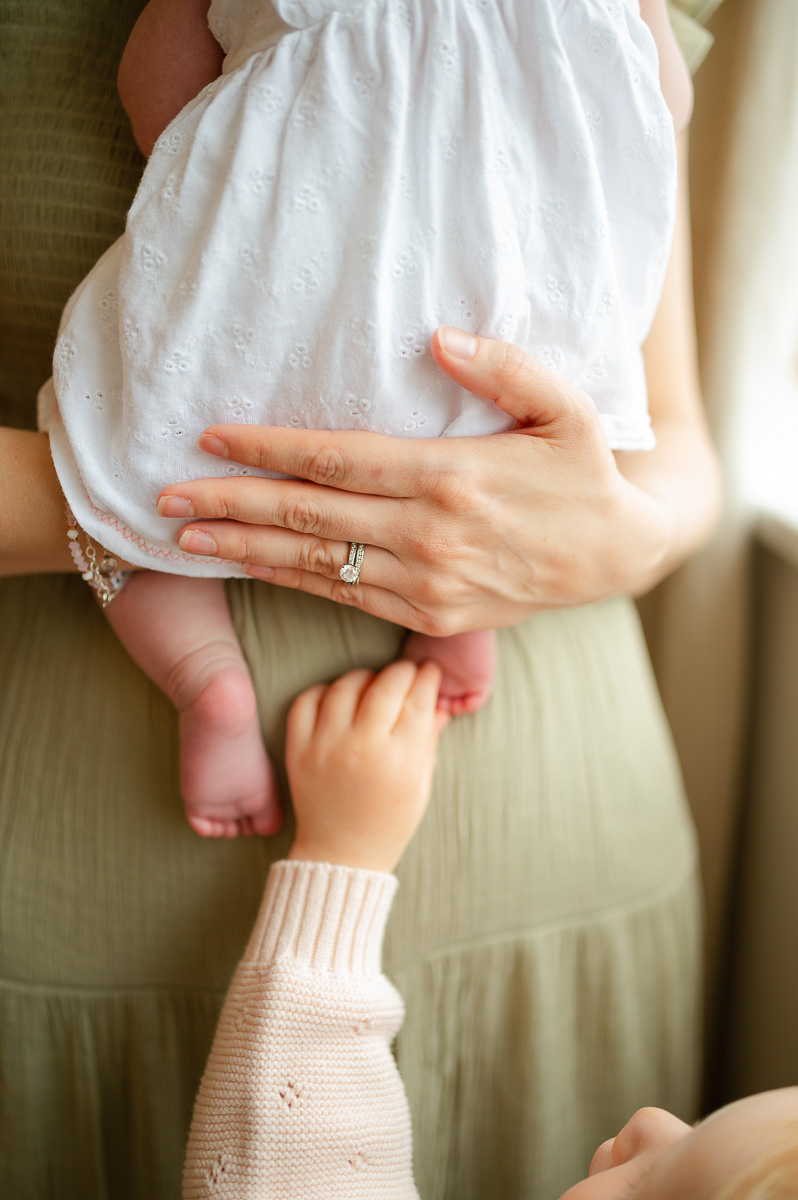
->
<box><xmin>434</xmin><ymin>708</ymin><xmax>452</xmax><ymax>736</ymax></box>
<box><xmin>355</xmin><ymin>660</ymin><xmax>421</xmax><ymax>730</ymax></box>
<box><xmin>316</xmin><ymin>668</ymin><xmax>376</xmax><ymax>732</ymax></box>
<box><xmin>287</xmin><ymin>683</ymin><xmax>327</xmax><ymax>750</ymax></box>
<box><xmin>394</xmin><ymin>661</ymin><xmax>443</xmax><ymax>738</ymax></box>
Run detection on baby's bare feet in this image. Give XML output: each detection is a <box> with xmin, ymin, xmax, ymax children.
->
<box><xmin>402</xmin><ymin>628</ymin><xmax>497</xmax><ymax>715</ymax></box>
<box><xmin>169</xmin><ymin>646</ymin><xmax>281</xmax><ymax>838</ymax></box>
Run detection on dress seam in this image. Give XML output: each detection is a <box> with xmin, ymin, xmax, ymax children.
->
<box><xmin>387</xmin><ymin>849</ymin><xmax>699</xmax><ymax>974</ymax></box>
<box><xmin>0</xmin><ymin>976</ymin><xmax>229</xmax><ymax>1000</ymax></box>
<box><xmin>0</xmin><ymin>854</ymin><xmax>698</xmax><ymax>999</ymax></box>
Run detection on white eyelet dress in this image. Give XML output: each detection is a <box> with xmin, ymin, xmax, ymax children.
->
<box><xmin>42</xmin><ymin>0</ymin><xmax>676</xmax><ymax>574</ymax></box>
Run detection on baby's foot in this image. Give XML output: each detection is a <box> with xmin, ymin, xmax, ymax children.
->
<box><xmin>174</xmin><ymin>652</ymin><xmax>281</xmax><ymax>838</ymax></box>
<box><xmin>402</xmin><ymin>628</ymin><xmax>497</xmax><ymax>716</ymax></box>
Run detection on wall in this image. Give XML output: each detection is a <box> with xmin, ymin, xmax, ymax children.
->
<box><xmin>725</xmin><ymin>526</ymin><xmax>798</xmax><ymax>1098</ymax></box>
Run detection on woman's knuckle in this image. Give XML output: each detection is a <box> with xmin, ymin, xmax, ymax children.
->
<box><xmin>414</xmin><ymin>573</ymin><xmax>441</xmax><ymax>605</ymax></box>
<box><xmin>233</xmin><ymin>531</ymin><xmax>255</xmax><ymax>561</ymax></box>
<box><xmin>575</xmin><ymin>398</ymin><xmax>599</xmax><ymax>431</ymax></box>
<box><xmin>249</xmin><ymin>442</ymin><xmax>273</xmax><ymax>472</ymax></box>
<box><xmin>420</xmin><ymin>567</ymin><xmax>456</xmax><ymax>605</ymax></box>
<box><xmin>219</xmin><ymin>493</ymin><xmax>241</xmax><ymax>520</ymax></box>
<box><xmin>426</xmin><ymin>610</ymin><xmax>459</xmax><ymax>638</ymax></box>
<box><xmin>281</xmin><ymin>494</ymin><xmax>322</xmax><ymax>535</ymax></box>
<box><xmin>430</xmin><ymin>468</ymin><xmax>473</xmax><ymax>516</ymax></box>
<box><xmin>565</xmin><ymin>389</ymin><xmax>602</xmax><ymax>437</ymax></box>
<box><xmin>283</xmin><ymin>567</ymin><xmax>305</xmax><ymax>590</ymax></box>
<box><xmin>430</xmin><ymin>468</ymin><xmax>459</xmax><ymax>506</ymax></box>
<box><xmin>496</xmin><ymin>340</ymin><xmax>531</xmax><ymax>386</ymax></box>
<box><xmin>419</xmin><ymin>527</ymin><xmax>460</xmax><ymax>564</ymax></box>
<box><xmin>304</xmin><ymin>443</ymin><xmax>346</xmax><ymax>486</ymax></box>
<box><xmin>331</xmin><ymin>579</ymin><xmax>363</xmax><ymax>608</ymax></box>
<box><xmin>301</xmin><ymin>537</ymin><xmax>336</xmax><ymax>575</ymax></box>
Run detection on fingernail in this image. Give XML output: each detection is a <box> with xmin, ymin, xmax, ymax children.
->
<box><xmin>246</xmin><ymin>564</ymin><xmax>274</xmax><ymax>580</ymax></box>
<box><xmin>157</xmin><ymin>495</ymin><xmax>193</xmax><ymax>517</ymax></box>
<box><xmin>198</xmin><ymin>433</ymin><xmax>228</xmax><ymax>457</ymax></box>
<box><xmin>178</xmin><ymin>529</ymin><xmax>217</xmax><ymax>555</ymax></box>
<box><xmin>437</xmin><ymin>326</ymin><xmax>478</xmax><ymax>360</ymax></box>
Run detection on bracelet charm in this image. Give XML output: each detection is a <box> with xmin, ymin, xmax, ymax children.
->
<box><xmin>65</xmin><ymin>504</ymin><xmax>132</xmax><ymax>607</ymax></box>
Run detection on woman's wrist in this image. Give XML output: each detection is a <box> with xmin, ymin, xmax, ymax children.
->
<box><xmin>613</xmin><ymin>419</ymin><xmax>722</xmax><ymax>597</ymax></box>
<box><xmin>0</xmin><ymin>428</ymin><xmax>75</xmax><ymax>576</ymax></box>
<box><xmin>604</xmin><ymin>470</ymin><xmax>674</xmax><ymax>599</ymax></box>
<box><xmin>0</xmin><ymin>427</ymin><xmax>140</xmax><ymax>581</ymax></box>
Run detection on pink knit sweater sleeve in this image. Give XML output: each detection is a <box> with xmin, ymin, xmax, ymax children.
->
<box><xmin>183</xmin><ymin>859</ymin><xmax>421</xmax><ymax>1198</ymax></box>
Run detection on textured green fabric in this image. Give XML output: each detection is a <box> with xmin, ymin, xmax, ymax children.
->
<box><xmin>0</xmin><ymin>4</ymin><xmax>704</xmax><ymax>1198</ymax></box>
<box><xmin>0</xmin><ymin>1</ymin><xmax>146</xmax><ymax>430</ymax></box>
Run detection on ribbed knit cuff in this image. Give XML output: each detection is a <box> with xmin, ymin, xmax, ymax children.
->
<box><xmin>243</xmin><ymin>860</ymin><xmax>399</xmax><ymax>977</ymax></box>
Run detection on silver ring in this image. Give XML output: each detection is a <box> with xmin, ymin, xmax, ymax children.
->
<box><xmin>339</xmin><ymin>542</ymin><xmax>365</xmax><ymax>585</ymax></box>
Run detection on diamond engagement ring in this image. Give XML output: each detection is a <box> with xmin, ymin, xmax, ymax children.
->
<box><xmin>339</xmin><ymin>542</ymin><xmax>365</xmax><ymax>585</ymax></box>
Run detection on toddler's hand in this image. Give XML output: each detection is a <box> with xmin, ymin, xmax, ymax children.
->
<box><xmin>286</xmin><ymin>661</ymin><xmax>447</xmax><ymax>873</ymax></box>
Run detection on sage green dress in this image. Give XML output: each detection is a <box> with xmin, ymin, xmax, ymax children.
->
<box><xmin>0</xmin><ymin>3</ymin><xmax>714</xmax><ymax>1197</ymax></box>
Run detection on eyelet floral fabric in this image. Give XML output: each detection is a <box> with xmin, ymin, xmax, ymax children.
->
<box><xmin>43</xmin><ymin>0</ymin><xmax>676</xmax><ymax>576</ymax></box>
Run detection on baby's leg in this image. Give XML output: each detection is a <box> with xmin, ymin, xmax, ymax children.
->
<box><xmin>105</xmin><ymin>572</ymin><xmax>280</xmax><ymax>837</ymax></box>
<box><xmin>402</xmin><ymin>629</ymin><xmax>496</xmax><ymax>716</ymax></box>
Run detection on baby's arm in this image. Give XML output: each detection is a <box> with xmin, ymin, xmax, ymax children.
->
<box><xmin>118</xmin><ymin>0</ymin><xmax>223</xmax><ymax>157</ymax></box>
<box><xmin>639</xmin><ymin>0</ymin><xmax>694</xmax><ymax>133</ymax></box>
<box><xmin>182</xmin><ymin>663</ymin><xmax>445</xmax><ymax>1198</ymax></box>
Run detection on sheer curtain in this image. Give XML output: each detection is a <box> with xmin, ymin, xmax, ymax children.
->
<box><xmin>642</xmin><ymin>0</ymin><xmax>798</xmax><ymax>1096</ymax></box>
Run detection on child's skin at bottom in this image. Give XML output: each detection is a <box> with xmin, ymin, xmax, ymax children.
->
<box><xmin>279</xmin><ymin>663</ymin><xmax>798</xmax><ymax>1200</ymax></box>
<box><xmin>561</xmin><ymin>1091</ymin><xmax>798</xmax><ymax>1200</ymax></box>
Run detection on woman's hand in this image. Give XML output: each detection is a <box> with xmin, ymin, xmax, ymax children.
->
<box><xmin>158</xmin><ymin>133</ymin><xmax>720</xmax><ymax>635</ymax></box>
<box><xmin>157</xmin><ymin>328</ymin><xmax>682</xmax><ymax>637</ymax></box>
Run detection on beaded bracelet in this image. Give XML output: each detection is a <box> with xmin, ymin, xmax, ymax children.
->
<box><xmin>65</xmin><ymin>504</ymin><xmax>132</xmax><ymax>607</ymax></box>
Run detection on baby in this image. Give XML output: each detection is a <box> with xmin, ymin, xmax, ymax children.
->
<box><xmin>183</xmin><ymin>658</ymin><xmax>798</xmax><ymax>1198</ymax></box>
<box><xmin>41</xmin><ymin>0</ymin><xmax>691</xmax><ymax>836</ymax></box>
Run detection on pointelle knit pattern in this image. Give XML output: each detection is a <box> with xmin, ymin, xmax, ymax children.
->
<box><xmin>182</xmin><ymin>859</ymin><xmax>420</xmax><ymax>1198</ymax></box>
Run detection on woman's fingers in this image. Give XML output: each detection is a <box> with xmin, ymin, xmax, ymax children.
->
<box><xmin>148</xmin><ymin>328</ymin><xmax>634</xmax><ymax>635</ymax></box>
<box><xmin>160</xmin><ymin>475</ymin><xmax>398</xmax><ymax>545</ymax></box>
<box><xmin>195</xmin><ymin>425</ymin><xmax>445</xmax><ymax>498</ymax></box>
<box><xmin>173</xmin><ymin>519</ymin><xmax>418</xmax><ymax>593</ymax></box>
<box><xmin>431</xmin><ymin>326</ymin><xmax>602</xmax><ymax>437</ymax></box>
<box><xmin>246</xmin><ymin>561</ymin><xmax>446</xmax><ymax>635</ymax></box>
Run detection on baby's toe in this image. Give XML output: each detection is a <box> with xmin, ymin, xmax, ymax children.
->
<box><xmin>189</xmin><ymin>814</ymin><xmax>226</xmax><ymax>838</ymax></box>
<box><xmin>250</xmin><ymin>802</ymin><xmax>283</xmax><ymax>837</ymax></box>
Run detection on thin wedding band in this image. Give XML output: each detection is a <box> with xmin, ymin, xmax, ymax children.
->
<box><xmin>339</xmin><ymin>542</ymin><xmax>365</xmax><ymax>585</ymax></box>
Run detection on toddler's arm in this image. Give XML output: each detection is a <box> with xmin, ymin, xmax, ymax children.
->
<box><xmin>182</xmin><ymin>662</ymin><xmax>445</xmax><ymax>1198</ymax></box>
<box><xmin>182</xmin><ymin>860</ymin><xmax>417</xmax><ymax>1199</ymax></box>
<box><xmin>118</xmin><ymin>0</ymin><xmax>223</xmax><ymax>157</ymax></box>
